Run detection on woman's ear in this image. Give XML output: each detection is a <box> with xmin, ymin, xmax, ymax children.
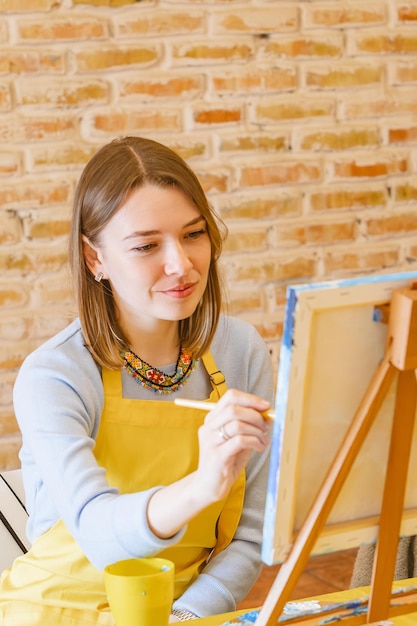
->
<box><xmin>82</xmin><ymin>235</ymin><xmax>105</xmax><ymax>278</ymax></box>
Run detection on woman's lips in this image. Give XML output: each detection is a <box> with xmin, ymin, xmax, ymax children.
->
<box><xmin>162</xmin><ymin>283</ymin><xmax>197</xmax><ymax>299</ymax></box>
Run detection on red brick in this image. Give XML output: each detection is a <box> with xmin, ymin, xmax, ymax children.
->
<box><xmin>213</xmin><ymin>8</ymin><xmax>297</xmax><ymax>33</ymax></box>
<box><xmin>172</xmin><ymin>41</ymin><xmax>253</xmax><ymax>64</ymax></box>
<box><xmin>397</xmin><ymin>5</ymin><xmax>417</xmax><ymax>22</ymax></box>
<box><xmin>163</xmin><ymin>0</ymin><xmax>241</xmax><ymax>2</ymax></box>
<box><xmin>394</xmin><ymin>182</ymin><xmax>417</xmax><ymax>202</ymax></box>
<box><xmin>31</xmin><ymin>311</ymin><xmax>72</xmax><ymax>339</ymax></box>
<box><xmin>0</xmin><ymin>251</ymin><xmax>33</xmax><ymax>273</ymax></box>
<box><xmin>0</xmin><ymin>211</ymin><xmax>22</xmax><ymax>244</ymax></box>
<box><xmin>115</xmin><ymin>11</ymin><xmax>205</xmax><ymax>36</ymax></box>
<box><xmin>0</xmin><ymin>341</ymin><xmax>38</xmax><ymax>370</ymax></box>
<box><xmin>219</xmin><ymin>134</ymin><xmax>288</xmax><ymax>153</ymax></box>
<box><xmin>240</xmin><ymin>161</ymin><xmax>321</xmax><ymax>187</ymax></box>
<box><xmin>0</xmin><ymin>284</ymin><xmax>28</xmax><ymax>307</ymax></box>
<box><xmin>0</xmin><ymin>414</ymin><xmax>18</xmax><ymax>435</ymax></box>
<box><xmin>23</xmin><ymin>214</ymin><xmax>70</xmax><ymax>239</ymax></box>
<box><xmin>366</xmin><ymin>212</ymin><xmax>417</xmax><ymax>237</ymax></box>
<box><xmin>392</xmin><ymin>62</ymin><xmax>417</xmax><ymax>83</ymax></box>
<box><xmin>310</xmin><ymin>187</ymin><xmax>387</xmax><ymax>211</ymax></box>
<box><xmin>0</xmin><ymin>180</ymin><xmax>71</xmax><ymax>208</ymax></box>
<box><xmin>246</xmin><ymin>318</ymin><xmax>282</xmax><ymax>344</ymax></box>
<box><xmin>300</xmin><ymin>128</ymin><xmax>380</xmax><ymax>151</ymax></box>
<box><xmin>218</xmin><ymin>194</ymin><xmax>302</xmax><ymax>220</ymax></box>
<box><xmin>306</xmin><ymin>64</ymin><xmax>383</xmax><ymax>89</ymax></box>
<box><xmin>72</xmin><ymin>0</ymin><xmax>136</xmax><ymax>5</ymax></box>
<box><xmin>17</xmin><ymin>17</ymin><xmax>108</xmax><ymax>41</ymax></box>
<box><xmin>262</xmin><ymin>35</ymin><xmax>343</xmax><ymax>58</ymax></box>
<box><xmin>1</xmin><ymin>0</ymin><xmax>58</xmax><ymax>10</ymax></box>
<box><xmin>34</xmin><ymin>277</ymin><xmax>74</xmax><ymax>307</ymax></box>
<box><xmin>256</xmin><ymin>99</ymin><xmax>335</xmax><ymax>122</ymax></box>
<box><xmin>333</xmin><ymin>156</ymin><xmax>408</xmax><ymax>179</ymax></box>
<box><xmin>212</xmin><ymin>67</ymin><xmax>296</xmax><ymax>93</ymax></box>
<box><xmin>193</xmin><ymin>107</ymin><xmax>241</xmax><ymax>125</ymax></box>
<box><xmin>0</xmin><ymin>375</ymin><xmax>17</xmax><ymax>411</ymax></box>
<box><xmin>0</xmin><ymin>315</ymin><xmax>32</xmax><ymax>342</ymax></box>
<box><xmin>0</xmin><ymin>435</ymin><xmax>21</xmax><ymax>470</ymax></box>
<box><xmin>32</xmin><ymin>248</ymin><xmax>69</xmax><ymax>272</ymax></box>
<box><xmin>223</xmin><ymin>229</ymin><xmax>268</xmax><ymax>253</ymax></box>
<box><xmin>304</xmin><ymin>5</ymin><xmax>386</xmax><ymax>27</ymax></box>
<box><xmin>273</xmin><ymin>220</ymin><xmax>357</xmax><ymax>246</ymax></box>
<box><xmin>343</xmin><ymin>93</ymin><xmax>417</xmax><ymax>118</ymax></box>
<box><xmin>195</xmin><ymin>170</ymin><xmax>231</xmax><ymax>194</ymax></box>
<box><xmin>92</xmin><ymin>109</ymin><xmax>182</xmax><ymax>133</ymax></box>
<box><xmin>164</xmin><ymin>140</ymin><xmax>208</xmax><ymax>160</ymax></box>
<box><xmin>30</xmin><ymin>144</ymin><xmax>96</xmax><ymax>171</ymax></box>
<box><xmin>354</xmin><ymin>33</ymin><xmax>417</xmax><ymax>54</ymax></box>
<box><xmin>272</xmin><ymin>285</ymin><xmax>292</xmax><ymax>308</ymax></box>
<box><xmin>0</xmin><ymin>151</ymin><xmax>22</xmax><ymax>176</ymax></box>
<box><xmin>16</xmin><ymin>79</ymin><xmax>109</xmax><ymax>107</ymax></box>
<box><xmin>0</xmin><ymin>115</ymin><xmax>77</xmax><ymax>141</ymax></box>
<box><xmin>0</xmin><ymin>83</ymin><xmax>12</xmax><ymax>111</ymax></box>
<box><xmin>119</xmin><ymin>75</ymin><xmax>204</xmax><ymax>100</ymax></box>
<box><xmin>225</xmin><ymin>288</ymin><xmax>263</xmax><ymax>316</ymax></box>
<box><xmin>75</xmin><ymin>46</ymin><xmax>159</xmax><ymax>72</ymax></box>
<box><xmin>0</xmin><ymin>311</ymin><xmax>69</xmax><ymax>345</ymax></box>
<box><xmin>0</xmin><ymin>21</ymin><xmax>8</xmax><ymax>44</ymax></box>
<box><xmin>389</xmin><ymin>126</ymin><xmax>417</xmax><ymax>144</ymax></box>
<box><xmin>227</xmin><ymin>253</ymin><xmax>317</xmax><ymax>282</ymax></box>
<box><xmin>323</xmin><ymin>247</ymin><xmax>399</xmax><ymax>274</ymax></box>
<box><xmin>409</xmin><ymin>246</ymin><xmax>417</xmax><ymax>264</ymax></box>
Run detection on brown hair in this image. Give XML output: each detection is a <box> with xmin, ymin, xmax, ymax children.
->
<box><xmin>69</xmin><ymin>136</ymin><xmax>227</xmax><ymax>369</ymax></box>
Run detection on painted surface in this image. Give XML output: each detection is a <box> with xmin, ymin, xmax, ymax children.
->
<box><xmin>219</xmin><ymin>587</ymin><xmax>417</xmax><ymax>624</ymax></box>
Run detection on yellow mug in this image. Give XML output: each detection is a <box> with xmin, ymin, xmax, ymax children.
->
<box><xmin>104</xmin><ymin>557</ymin><xmax>175</xmax><ymax>626</ymax></box>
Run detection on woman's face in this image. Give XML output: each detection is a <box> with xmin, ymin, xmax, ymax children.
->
<box><xmin>85</xmin><ymin>184</ymin><xmax>212</xmax><ymax>332</ymax></box>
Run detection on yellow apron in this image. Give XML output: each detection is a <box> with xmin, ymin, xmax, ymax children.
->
<box><xmin>0</xmin><ymin>353</ymin><xmax>246</xmax><ymax>625</ymax></box>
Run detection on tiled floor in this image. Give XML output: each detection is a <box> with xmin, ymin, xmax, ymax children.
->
<box><xmin>237</xmin><ymin>548</ymin><xmax>358</xmax><ymax>610</ymax></box>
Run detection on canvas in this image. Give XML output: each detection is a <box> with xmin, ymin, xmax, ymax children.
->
<box><xmin>262</xmin><ymin>270</ymin><xmax>417</xmax><ymax>567</ymax></box>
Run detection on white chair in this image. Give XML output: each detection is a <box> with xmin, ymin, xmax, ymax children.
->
<box><xmin>0</xmin><ymin>469</ymin><xmax>30</xmax><ymax>572</ymax></box>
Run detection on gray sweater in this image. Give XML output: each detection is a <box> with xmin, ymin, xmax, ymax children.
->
<box><xmin>13</xmin><ymin>314</ymin><xmax>274</xmax><ymax>618</ymax></box>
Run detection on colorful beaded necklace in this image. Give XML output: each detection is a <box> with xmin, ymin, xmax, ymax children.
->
<box><xmin>122</xmin><ymin>347</ymin><xmax>196</xmax><ymax>394</ymax></box>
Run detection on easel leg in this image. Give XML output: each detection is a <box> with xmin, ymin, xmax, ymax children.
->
<box><xmin>367</xmin><ymin>369</ymin><xmax>417</xmax><ymax>622</ymax></box>
<box><xmin>255</xmin><ymin>357</ymin><xmax>396</xmax><ymax>626</ymax></box>
<box><xmin>256</xmin><ymin>283</ymin><xmax>417</xmax><ymax>626</ymax></box>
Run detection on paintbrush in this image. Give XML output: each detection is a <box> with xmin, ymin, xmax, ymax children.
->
<box><xmin>174</xmin><ymin>398</ymin><xmax>275</xmax><ymax>421</ymax></box>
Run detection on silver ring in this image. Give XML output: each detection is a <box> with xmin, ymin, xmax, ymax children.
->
<box><xmin>218</xmin><ymin>425</ymin><xmax>230</xmax><ymax>441</ymax></box>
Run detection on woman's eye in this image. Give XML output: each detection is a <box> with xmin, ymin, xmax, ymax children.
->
<box><xmin>134</xmin><ymin>243</ymin><xmax>156</xmax><ymax>253</ymax></box>
<box><xmin>186</xmin><ymin>229</ymin><xmax>206</xmax><ymax>240</ymax></box>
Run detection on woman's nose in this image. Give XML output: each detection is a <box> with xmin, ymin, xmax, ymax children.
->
<box><xmin>164</xmin><ymin>242</ymin><xmax>193</xmax><ymax>275</ymax></box>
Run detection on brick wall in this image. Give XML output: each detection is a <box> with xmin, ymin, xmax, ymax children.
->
<box><xmin>1</xmin><ymin>0</ymin><xmax>417</xmax><ymax>469</ymax></box>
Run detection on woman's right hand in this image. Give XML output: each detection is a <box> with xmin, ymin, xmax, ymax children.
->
<box><xmin>191</xmin><ymin>388</ymin><xmax>270</xmax><ymax>505</ymax></box>
<box><xmin>146</xmin><ymin>389</ymin><xmax>270</xmax><ymax>539</ymax></box>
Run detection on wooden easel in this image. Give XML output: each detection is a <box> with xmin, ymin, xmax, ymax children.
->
<box><xmin>256</xmin><ymin>281</ymin><xmax>417</xmax><ymax>626</ymax></box>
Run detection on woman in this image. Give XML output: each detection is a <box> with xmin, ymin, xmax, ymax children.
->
<box><xmin>0</xmin><ymin>136</ymin><xmax>274</xmax><ymax>624</ymax></box>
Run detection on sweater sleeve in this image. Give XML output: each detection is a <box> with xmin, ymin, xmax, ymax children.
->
<box><xmin>172</xmin><ymin>317</ymin><xmax>275</xmax><ymax>617</ymax></box>
<box><xmin>14</xmin><ymin>326</ymin><xmax>185</xmax><ymax>570</ymax></box>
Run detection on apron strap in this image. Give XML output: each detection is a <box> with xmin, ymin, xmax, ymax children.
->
<box><xmin>201</xmin><ymin>352</ymin><xmax>227</xmax><ymax>399</ymax></box>
<box><xmin>200</xmin><ymin>351</ymin><xmax>245</xmax><ymax>562</ymax></box>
